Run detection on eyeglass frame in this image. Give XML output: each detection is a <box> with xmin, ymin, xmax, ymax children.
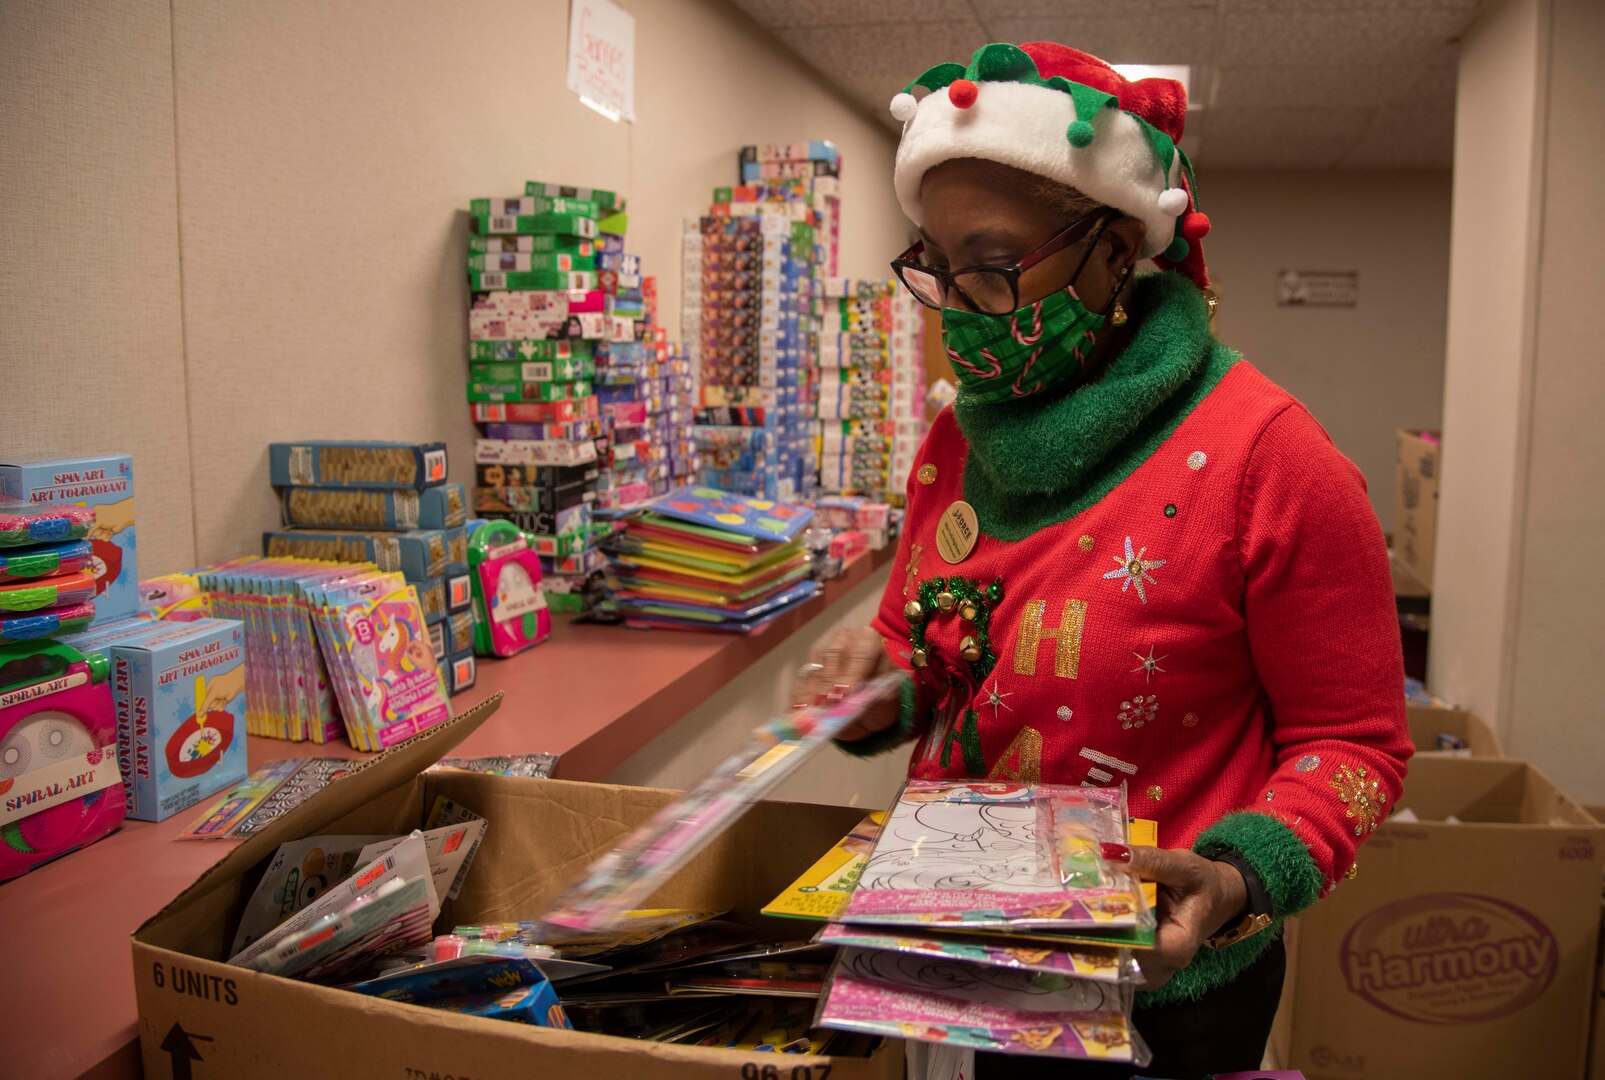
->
<box><xmin>890</xmin><ymin>208</ymin><xmax>1116</xmax><ymax>315</ymax></box>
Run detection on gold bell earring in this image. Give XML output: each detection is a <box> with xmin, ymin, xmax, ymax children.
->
<box><xmin>1111</xmin><ymin>301</ymin><xmax>1128</xmax><ymax>326</ymax></box>
<box><xmin>1109</xmin><ymin>263</ymin><xmax>1134</xmax><ymax>326</ymax></box>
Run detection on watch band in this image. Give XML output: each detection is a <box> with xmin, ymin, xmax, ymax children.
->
<box><xmin>1202</xmin><ymin>848</ymin><xmax>1274</xmax><ymax>950</ymax></box>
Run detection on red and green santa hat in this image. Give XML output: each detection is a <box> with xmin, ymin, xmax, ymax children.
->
<box><xmin>890</xmin><ymin>41</ymin><xmax>1211</xmax><ymax>288</ymax></box>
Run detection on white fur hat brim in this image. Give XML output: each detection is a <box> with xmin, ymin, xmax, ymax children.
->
<box><xmin>894</xmin><ymin>81</ymin><xmax>1180</xmax><ymax>260</ymax></box>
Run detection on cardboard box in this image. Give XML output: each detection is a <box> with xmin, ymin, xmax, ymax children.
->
<box><xmin>0</xmin><ymin>454</ymin><xmax>138</xmax><ymax>623</ymax></box>
<box><xmin>1290</xmin><ymin>756</ymin><xmax>1605</xmax><ymax>1080</ymax></box>
<box><xmin>1393</xmin><ymin>429</ymin><xmax>1440</xmax><ymax>589</ymax></box>
<box><xmin>1406</xmin><ymin>704</ymin><xmax>1504</xmax><ymax>757</ymax></box>
<box><xmin>132</xmin><ymin>696</ymin><xmax>900</xmax><ymax>1079</ymax></box>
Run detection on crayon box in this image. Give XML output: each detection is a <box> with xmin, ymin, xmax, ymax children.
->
<box><xmin>0</xmin><ymin>455</ymin><xmax>138</xmax><ymax>624</ymax></box>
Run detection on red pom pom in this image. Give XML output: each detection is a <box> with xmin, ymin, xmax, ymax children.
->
<box><xmin>1181</xmin><ymin>211</ymin><xmax>1211</xmax><ymax>241</ymax></box>
<box><xmin>947</xmin><ymin>79</ymin><xmax>979</xmax><ymax>109</ymax></box>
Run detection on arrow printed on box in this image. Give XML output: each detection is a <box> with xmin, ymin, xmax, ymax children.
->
<box><xmin>160</xmin><ymin>1022</ymin><xmax>211</xmax><ymax>1080</ymax></box>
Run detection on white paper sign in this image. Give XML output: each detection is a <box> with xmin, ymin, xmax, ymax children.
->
<box><xmin>567</xmin><ymin>0</ymin><xmax>636</xmax><ymax>122</ymax></box>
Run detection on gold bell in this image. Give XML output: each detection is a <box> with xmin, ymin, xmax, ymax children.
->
<box><xmin>903</xmin><ymin>600</ymin><xmax>924</xmax><ymax>621</ymax></box>
<box><xmin>958</xmin><ymin>600</ymin><xmax>979</xmax><ymax>622</ymax></box>
<box><xmin>936</xmin><ymin>591</ymin><xmax>956</xmax><ymax>613</ymax></box>
<box><xmin>959</xmin><ymin>635</ymin><xmax>982</xmax><ymax>662</ymax></box>
<box><xmin>910</xmin><ymin>647</ymin><xmax>930</xmax><ymax>669</ymax></box>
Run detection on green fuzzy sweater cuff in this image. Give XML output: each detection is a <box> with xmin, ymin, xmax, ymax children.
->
<box><xmin>834</xmin><ymin>675</ymin><xmax>919</xmax><ymax>758</ymax></box>
<box><xmin>1137</xmin><ymin>811</ymin><xmax>1324</xmax><ymax>1007</ymax></box>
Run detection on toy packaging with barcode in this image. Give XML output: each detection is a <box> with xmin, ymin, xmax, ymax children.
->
<box><xmin>0</xmin><ymin>456</ymin><xmax>138</xmax><ymax>624</ymax></box>
<box><xmin>0</xmin><ymin>640</ymin><xmax>127</xmax><ymax>882</ymax></box>
<box><xmin>104</xmin><ymin>617</ymin><xmax>249</xmax><ymax>821</ymax></box>
<box><xmin>269</xmin><ymin>442</ymin><xmax>448</xmax><ymax>491</ymax></box>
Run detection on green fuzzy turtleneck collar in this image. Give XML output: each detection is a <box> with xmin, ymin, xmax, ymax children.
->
<box><xmin>954</xmin><ymin>272</ymin><xmax>1239</xmax><ymax>542</ymax></box>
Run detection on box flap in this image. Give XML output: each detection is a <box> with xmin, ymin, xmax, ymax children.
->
<box><xmin>1392</xmin><ymin>755</ymin><xmax>1605</xmax><ymax>828</ymax></box>
<box><xmin>134</xmin><ymin>691</ymin><xmax>503</xmax><ymax>940</ymax></box>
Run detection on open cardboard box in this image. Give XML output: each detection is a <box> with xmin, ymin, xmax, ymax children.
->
<box><xmin>1406</xmin><ymin>703</ymin><xmax>1503</xmax><ymax>757</ymax></box>
<box><xmin>1290</xmin><ymin>756</ymin><xmax>1605</xmax><ymax>1080</ymax></box>
<box><xmin>132</xmin><ymin>694</ymin><xmax>901</xmax><ymax>1079</ymax></box>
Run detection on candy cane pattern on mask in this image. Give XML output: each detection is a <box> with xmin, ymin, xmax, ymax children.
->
<box><xmin>1010</xmin><ymin>301</ymin><xmax>1044</xmax><ymax>345</ymax></box>
<box><xmin>946</xmin><ymin>343</ymin><xmax>1002</xmax><ymax>380</ymax></box>
<box><xmin>1010</xmin><ymin>346</ymin><xmax>1047</xmax><ymax>397</ymax></box>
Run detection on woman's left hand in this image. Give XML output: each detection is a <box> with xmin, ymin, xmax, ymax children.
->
<box><xmin>1127</xmin><ymin>846</ymin><xmax>1249</xmax><ymax>990</ymax></box>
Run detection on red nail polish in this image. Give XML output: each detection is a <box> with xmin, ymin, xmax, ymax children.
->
<box><xmin>1100</xmin><ymin>842</ymin><xmax>1132</xmax><ymax>863</ymax></box>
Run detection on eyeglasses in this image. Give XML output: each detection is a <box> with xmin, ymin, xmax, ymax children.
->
<box><xmin>891</xmin><ymin>209</ymin><xmax>1113</xmax><ymax>315</ymax></box>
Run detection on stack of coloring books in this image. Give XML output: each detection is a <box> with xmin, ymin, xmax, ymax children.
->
<box><xmin>790</xmin><ymin>780</ymin><xmax>1158</xmax><ymax>1065</ymax></box>
<box><xmin>604</xmin><ymin>486</ymin><xmax>818</xmax><ymax>632</ymax></box>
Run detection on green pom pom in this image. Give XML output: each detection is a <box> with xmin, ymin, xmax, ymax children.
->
<box><xmin>1164</xmin><ymin>237</ymin><xmax>1191</xmax><ymax>261</ymax></box>
<box><xmin>1067</xmin><ymin>120</ymin><xmax>1095</xmax><ymax>148</ymax></box>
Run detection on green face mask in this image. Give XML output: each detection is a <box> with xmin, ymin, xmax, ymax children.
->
<box><xmin>941</xmin><ymin>284</ymin><xmax>1107</xmax><ymax>405</ymax></box>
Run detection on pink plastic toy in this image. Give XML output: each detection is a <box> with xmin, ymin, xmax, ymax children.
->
<box><xmin>0</xmin><ymin>641</ymin><xmax>125</xmax><ymax>882</ymax></box>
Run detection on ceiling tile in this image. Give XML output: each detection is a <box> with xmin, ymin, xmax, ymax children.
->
<box><xmin>1217</xmin><ymin>8</ymin><xmax>1469</xmax><ymax>66</ymax></box>
<box><xmin>727</xmin><ymin>0</ymin><xmax>979</xmax><ymax>30</ymax></box>
<box><xmin>1212</xmin><ymin>64</ymin><xmax>1416</xmax><ymax>111</ymax></box>
<box><xmin>982</xmin><ymin>9</ymin><xmax>1223</xmax><ymax>68</ymax></box>
<box><xmin>1192</xmin><ymin>105</ymin><xmax>1375</xmax><ymax>169</ymax></box>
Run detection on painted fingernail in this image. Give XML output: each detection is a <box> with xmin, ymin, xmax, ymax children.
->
<box><xmin>1100</xmin><ymin>842</ymin><xmax>1132</xmax><ymax>863</ymax></box>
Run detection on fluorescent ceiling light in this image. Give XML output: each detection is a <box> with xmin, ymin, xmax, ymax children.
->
<box><xmin>579</xmin><ymin>95</ymin><xmax>623</xmax><ymax>122</ymax></box>
<box><xmin>1112</xmin><ymin>64</ymin><xmax>1191</xmax><ymax>97</ymax></box>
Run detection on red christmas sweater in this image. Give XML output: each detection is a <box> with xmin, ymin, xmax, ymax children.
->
<box><xmin>865</xmin><ymin>279</ymin><xmax>1411</xmax><ymax>991</ymax></box>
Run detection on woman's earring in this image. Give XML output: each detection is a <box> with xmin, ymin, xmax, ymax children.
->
<box><xmin>1111</xmin><ymin>302</ymin><xmax>1128</xmax><ymax>326</ymax></box>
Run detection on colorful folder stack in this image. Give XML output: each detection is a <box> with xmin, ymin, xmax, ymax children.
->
<box><xmin>604</xmin><ymin>487</ymin><xmax>818</xmax><ymax>632</ymax></box>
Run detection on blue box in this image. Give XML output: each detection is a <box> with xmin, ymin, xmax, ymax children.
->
<box><xmin>0</xmin><ymin>455</ymin><xmax>137</xmax><ymax>624</ymax></box>
<box><xmin>269</xmin><ymin>441</ymin><xmax>447</xmax><ymax>490</ymax></box>
<box><xmin>278</xmin><ymin>482</ymin><xmax>468</xmax><ymax>531</ymax></box>
<box><xmin>262</xmin><ymin>526</ymin><xmax>468</xmax><ymax>580</ymax></box>
<box><xmin>106</xmin><ymin>617</ymin><xmax>248</xmax><ymax>821</ymax></box>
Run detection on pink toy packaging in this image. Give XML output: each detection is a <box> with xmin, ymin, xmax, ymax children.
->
<box><xmin>0</xmin><ymin>641</ymin><xmax>126</xmax><ymax>882</ymax></box>
<box><xmin>466</xmin><ymin>520</ymin><xmax>551</xmax><ymax>657</ymax></box>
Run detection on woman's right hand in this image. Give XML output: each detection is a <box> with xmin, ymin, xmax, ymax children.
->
<box><xmin>790</xmin><ymin>626</ymin><xmax>901</xmax><ymax>741</ymax></box>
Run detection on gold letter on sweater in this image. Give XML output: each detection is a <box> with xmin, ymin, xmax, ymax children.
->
<box><xmin>1013</xmin><ymin>599</ymin><xmax>1087</xmax><ymax>678</ymax></box>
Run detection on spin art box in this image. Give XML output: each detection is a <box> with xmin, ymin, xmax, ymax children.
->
<box><xmin>107</xmin><ymin>617</ymin><xmax>248</xmax><ymax>821</ymax></box>
<box><xmin>0</xmin><ymin>455</ymin><xmax>137</xmax><ymax>624</ymax></box>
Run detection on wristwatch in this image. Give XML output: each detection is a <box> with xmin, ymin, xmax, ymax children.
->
<box><xmin>1202</xmin><ymin>848</ymin><xmax>1274</xmax><ymax>950</ymax></box>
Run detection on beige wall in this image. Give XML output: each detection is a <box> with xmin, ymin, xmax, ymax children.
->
<box><xmin>1201</xmin><ymin>170</ymin><xmax>1453</xmax><ymax>531</ymax></box>
<box><xmin>1430</xmin><ymin>0</ymin><xmax>1545</xmax><ymax>751</ymax></box>
<box><xmin>1</xmin><ymin>0</ymin><xmax>197</xmax><ymax>576</ymax></box>
<box><xmin>2</xmin><ymin>0</ymin><xmax>906</xmax><ymax>573</ymax></box>
<box><xmin>1433</xmin><ymin>0</ymin><xmax>1605</xmax><ymax>803</ymax></box>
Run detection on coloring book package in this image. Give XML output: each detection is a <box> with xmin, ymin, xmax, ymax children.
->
<box><xmin>837</xmin><ymin>780</ymin><xmax>1151</xmax><ymax>933</ymax></box>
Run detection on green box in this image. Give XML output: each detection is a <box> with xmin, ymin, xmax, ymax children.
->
<box><xmin>524</xmin><ymin>181</ymin><xmax>621</xmax><ymax>213</ymax></box>
<box><xmin>468</xmin><ymin>357</ymin><xmax>595</xmax><ymax>384</ymax></box>
<box><xmin>465</xmin><ymin>251</ymin><xmax>596</xmax><ymax>273</ymax></box>
<box><xmin>466</xmin><ymin>379</ymin><xmax>594</xmax><ymax>404</ymax></box>
<box><xmin>713</xmin><ymin>186</ymin><xmax>733</xmax><ymax>204</ymax></box>
<box><xmin>466</xmin><ymin>234</ymin><xmax>595</xmax><ymax>256</ymax></box>
<box><xmin>470</xmin><ymin>195</ymin><xmax>598</xmax><ymax>219</ymax></box>
<box><xmin>467</xmin><ymin>338</ymin><xmax>594</xmax><ymax>363</ymax></box>
<box><xmin>471</xmin><ymin>212</ymin><xmax>598</xmax><ymax>238</ymax></box>
<box><xmin>468</xmin><ymin>269</ymin><xmax>598</xmax><ymax>292</ymax></box>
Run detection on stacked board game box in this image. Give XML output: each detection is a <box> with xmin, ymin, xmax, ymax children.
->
<box><xmin>265</xmin><ymin>442</ymin><xmax>474</xmax><ymax>684</ymax></box>
<box><xmin>684</xmin><ymin>142</ymin><xmax>841</xmax><ymax>504</ymax></box>
<box><xmin>816</xmin><ymin>279</ymin><xmax>926</xmax><ymax>500</ymax></box>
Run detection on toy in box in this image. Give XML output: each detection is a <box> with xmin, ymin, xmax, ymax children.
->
<box><xmin>467</xmin><ymin>521</ymin><xmax>550</xmax><ymax>657</ymax></box>
<box><xmin>0</xmin><ymin>640</ymin><xmax>126</xmax><ymax>882</ymax></box>
<box><xmin>0</xmin><ymin>456</ymin><xmax>138</xmax><ymax>623</ymax></box>
<box><xmin>105</xmin><ymin>618</ymin><xmax>248</xmax><ymax>821</ymax></box>
<box><xmin>0</xmin><ymin>538</ymin><xmax>95</xmax><ymax>584</ymax></box>
<box><xmin>268</xmin><ymin>441</ymin><xmax>447</xmax><ymax>491</ymax></box>
<box><xmin>137</xmin><ymin>572</ymin><xmax>212</xmax><ymax>622</ymax></box>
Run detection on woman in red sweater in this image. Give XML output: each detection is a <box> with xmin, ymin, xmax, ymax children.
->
<box><xmin>794</xmin><ymin>42</ymin><xmax>1413</xmax><ymax>1077</ymax></box>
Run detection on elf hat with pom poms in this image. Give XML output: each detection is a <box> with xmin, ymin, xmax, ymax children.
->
<box><xmin>890</xmin><ymin>41</ymin><xmax>1212</xmax><ymax>288</ymax></box>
